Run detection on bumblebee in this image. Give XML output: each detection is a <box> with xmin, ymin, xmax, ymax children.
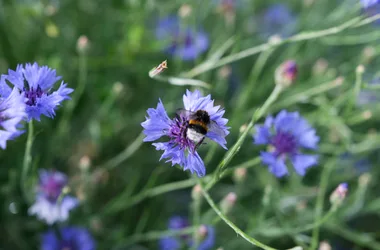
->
<box><xmin>177</xmin><ymin>109</ymin><xmax>226</xmax><ymax>148</ymax></box>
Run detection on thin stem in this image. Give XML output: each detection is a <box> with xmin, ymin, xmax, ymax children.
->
<box><xmin>236</xmin><ymin>48</ymin><xmax>275</xmax><ymax>111</ymax></box>
<box><xmin>57</xmin><ymin>53</ymin><xmax>88</xmax><ymax>137</ymax></box>
<box><xmin>191</xmin><ymin>195</ymin><xmax>202</xmax><ymax>250</ymax></box>
<box><xmin>214</xmin><ymin>84</ymin><xmax>283</xmax><ymax>180</ymax></box>
<box><xmin>99</xmin><ymin>157</ymin><xmax>261</xmax><ymax>215</ymax></box>
<box><xmin>21</xmin><ymin>121</ymin><xmax>34</xmax><ymax>203</ymax></box>
<box><xmin>198</xmin><ymin>179</ymin><xmax>277</xmax><ymax>250</ymax></box>
<box><xmin>114</xmin><ymin>226</ymin><xmax>197</xmax><ymax>248</ymax></box>
<box><xmin>183</xmin><ymin>15</ymin><xmax>380</xmax><ymax>78</ymax></box>
<box><xmin>309</xmin><ymin>159</ymin><xmax>336</xmax><ymax>250</ymax></box>
<box><xmin>98</xmin><ymin>132</ymin><xmax>145</xmax><ymax>170</ymax></box>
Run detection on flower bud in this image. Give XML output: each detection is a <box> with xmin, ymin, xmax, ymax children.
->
<box><xmin>329</xmin><ymin>183</ymin><xmax>348</xmax><ymax>206</ymax></box>
<box><xmin>194</xmin><ymin>225</ymin><xmax>209</xmax><ymax>244</ymax></box>
<box><xmin>76</xmin><ymin>35</ymin><xmax>90</xmax><ymax>54</ymax></box>
<box><xmin>192</xmin><ymin>184</ymin><xmax>203</xmax><ymax>201</ymax></box>
<box><xmin>319</xmin><ymin>241</ymin><xmax>332</xmax><ymax>250</ymax></box>
<box><xmin>233</xmin><ymin>167</ymin><xmax>247</xmax><ymax>183</ymax></box>
<box><xmin>112</xmin><ymin>82</ymin><xmax>124</xmax><ymax>95</ymax></box>
<box><xmin>275</xmin><ymin>60</ymin><xmax>297</xmax><ymax>87</ymax></box>
<box><xmin>359</xmin><ymin>173</ymin><xmax>371</xmax><ymax>188</ymax></box>
<box><xmin>220</xmin><ymin>192</ymin><xmax>237</xmax><ymax>214</ymax></box>
<box><xmin>178</xmin><ymin>4</ymin><xmax>192</xmax><ymax>18</ymax></box>
<box><xmin>79</xmin><ymin>155</ymin><xmax>91</xmax><ymax>171</ymax></box>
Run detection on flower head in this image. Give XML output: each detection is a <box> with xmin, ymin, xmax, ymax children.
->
<box><xmin>2</xmin><ymin>62</ymin><xmax>73</xmax><ymax>121</ymax></box>
<box><xmin>156</xmin><ymin>16</ymin><xmax>209</xmax><ymax>61</ymax></box>
<box><xmin>361</xmin><ymin>0</ymin><xmax>379</xmax><ymax>9</ymax></box>
<box><xmin>41</xmin><ymin>226</ymin><xmax>95</xmax><ymax>250</ymax></box>
<box><xmin>361</xmin><ymin>0</ymin><xmax>380</xmax><ymax>24</ymax></box>
<box><xmin>29</xmin><ymin>169</ymin><xmax>79</xmax><ymax>224</ymax></box>
<box><xmin>259</xmin><ymin>4</ymin><xmax>297</xmax><ymax>39</ymax></box>
<box><xmin>275</xmin><ymin>60</ymin><xmax>298</xmax><ymax>87</ymax></box>
<box><xmin>159</xmin><ymin>216</ymin><xmax>215</xmax><ymax>250</ymax></box>
<box><xmin>141</xmin><ymin>90</ymin><xmax>229</xmax><ymax>177</ymax></box>
<box><xmin>0</xmin><ymin>80</ymin><xmax>26</xmax><ymax>149</ymax></box>
<box><xmin>253</xmin><ymin>110</ymin><xmax>319</xmax><ymax>177</ymax></box>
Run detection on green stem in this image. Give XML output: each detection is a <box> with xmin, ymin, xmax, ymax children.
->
<box><xmin>99</xmin><ymin>157</ymin><xmax>261</xmax><ymax>215</ymax></box>
<box><xmin>57</xmin><ymin>53</ymin><xmax>88</xmax><ymax>137</ymax></box>
<box><xmin>182</xmin><ymin>15</ymin><xmax>380</xmax><ymax>78</ymax></box>
<box><xmin>98</xmin><ymin>132</ymin><xmax>145</xmax><ymax>170</ymax></box>
<box><xmin>214</xmin><ymin>84</ymin><xmax>283</xmax><ymax>180</ymax></box>
<box><xmin>191</xmin><ymin>195</ymin><xmax>202</xmax><ymax>250</ymax></box>
<box><xmin>114</xmin><ymin>226</ymin><xmax>197</xmax><ymax>248</ymax></box>
<box><xmin>198</xmin><ymin>179</ymin><xmax>277</xmax><ymax>250</ymax></box>
<box><xmin>309</xmin><ymin>159</ymin><xmax>336</xmax><ymax>250</ymax></box>
<box><xmin>236</xmin><ymin>48</ymin><xmax>274</xmax><ymax>111</ymax></box>
<box><xmin>21</xmin><ymin>121</ymin><xmax>34</xmax><ymax>202</ymax></box>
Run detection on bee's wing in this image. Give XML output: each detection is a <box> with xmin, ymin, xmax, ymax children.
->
<box><xmin>176</xmin><ymin>108</ymin><xmax>196</xmax><ymax>119</ymax></box>
<box><xmin>208</xmin><ymin>120</ymin><xmax>227</xmax><ymax>137</ymax></box>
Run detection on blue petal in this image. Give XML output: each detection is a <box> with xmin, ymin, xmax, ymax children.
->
<box><xmin>198</xmin><ymin>226</ymin><xmax>215</xmax><ymax>250</ymax></box>
<box><xmin>141</xmin><ymin>100</ymin><xmax>171</xmax><ymax>142</ymax></box>
<box><xmin>153</xmin><ymin>142</ymin><xmax>183</xmax><ymax>166</ymax></box>
<box><xmin>253</xmin><ymin>124</ymin><xmax>271</xmax><ymax>145</ymax></box>
<box><xmin>185</xmin><ymin>152</ymin><xmax>206</xmax><ymax>177</ymax></box>
<box><xmin>159</xmin><ymin>236</ymin><xmax>181</xmax><ymax>250</ymax></box>
<box><xmin>260</xmin><ymin>151</ymin><xmax>288</xmax><ymax>177</ymax></box>
<box><xmin>291</xmin><ymin>154</ymin><xmax>318</xmax><ymax>176</ymax></box>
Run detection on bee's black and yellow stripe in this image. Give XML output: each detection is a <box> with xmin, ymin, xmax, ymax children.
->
<box><xmin>188</xmin><ymin>120</ymin><xmax>208</xmax><ymax>135</ymax></box>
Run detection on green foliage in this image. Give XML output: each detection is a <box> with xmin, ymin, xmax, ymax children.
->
<box><xmin>1</xmin><ymin>0</ymin><xmax>380</xmax><ymax>249</ymax></box>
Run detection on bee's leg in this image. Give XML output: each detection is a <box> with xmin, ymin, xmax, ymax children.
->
<box><xmin>194</xmin><ymin>137</ymin><xmax>205</xmax><ymax>150</ymax></box>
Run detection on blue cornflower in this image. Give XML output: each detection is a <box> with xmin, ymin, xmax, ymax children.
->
<box><xmin>155</xmin><ymin>16</ymin><xmax>209</xmax><ymax>61</ymax></box>
<box><xmin>361</xmin><ymin>0</ymin><xmax>379</xmax><ymax>8</ymax></box>
<box><xmin>0</xmin><ymin>80</ymin><xmax>26</xmax><ymax>149</ymax></box>
<box><xmin>41</xmin><ymin>226</ymin><xmax>95</xmax><ymax>250</ymax></box>
<box><xmin>141</xmin><ymin>90</ymin><xmax>229</xmax><ymax>177</ymax></box>
<box><xmin>361</xmin><ymin>0</ymin><xmax>380</xmax><ymax>24</ymax></box>
<box><xmin>159</xmin><ymin>216</ymin><xmax>215</xmax><ymax>250</ymax></box>
<box><xmin>259</xmin><ymin>4</ymin><xmax>297</xmax><ymax>39</ymax></box>
<box><xmin>29</xmin><ymin>169</ymin><xmax>79</xmax><ymax>225</ymax></box>
<box><xmin>2</xmin><ymin>62</ymin><xmax>73</xmax><ymax>121</ymax></box>
<box><xmin>253</xmin><ymin>110</ymin><xmax>319</xmax><ymax>177</ymax></box>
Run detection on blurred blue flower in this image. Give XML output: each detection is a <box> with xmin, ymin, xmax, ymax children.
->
<box><xmin>41</xmin><ymin>226</ymin><xmax>95</xmax><ymax>250</ymax></box>
<box><xmin>361</xmin><ymin>0</ymin><xmax>380</xmax><ymax>24</ymax></box>
<box><xmin>357</xmin><ymin>77</ymin><xmax>380</xmax><ymax>106</ymax></box>
<box><xmin>29</xmin><ymin>169</ymin><xmax>79</xmax><ymax>225</ymax></box>
<box><xmin>159</xmin><ymin>216</ymin><xmax>215</xmax><ymax>250</ymax></box>
<box><xmin>0</xmin><ymin>82</ymin><xmax>26</xmax><ymax>149</ymax></box>
<box><xmin>2</xmin><ymin>62</ymin><xmax>73</xmax><ymax>121</ymax></box>
<box><xmin>141</xmin><ymin>90</ymin><xmax>229</xmax><ymax>177</ymax></box>
<box><xmin>253</xmin><ymin>110</ymin><xmax>319</xmax><ymax>177</ymax></box>
<box><xmin>259</xmin><ymin>4</ymin><xmax>297</xmax><ymax>39</ymax></box>
<box><xmin>361</xmin><ymin>0</ymin><xmax>379</xmax><ymax>8</ymax></box>
<box><xmin>155</xmin><ymin>16</ymin><xmax>209</xmax><ymax>61</ymax></box>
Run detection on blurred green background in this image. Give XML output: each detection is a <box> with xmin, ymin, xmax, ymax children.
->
<box><xmin>2</xmin><ymin>0</ymin><xmax>380</xmax><ymax>249</ymax></box>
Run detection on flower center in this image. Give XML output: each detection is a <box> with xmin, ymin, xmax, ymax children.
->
<box><xmin>24</xmin><ymin>85</ymin><xmax>44</xmax><ymax>106</ymax></box>
<box><xmin>169</xmin><ymin>115</ymin><xmax>196</xmax><ymax>153</ymax></box>
<box><xmin>271</xmin><ymin>130</ymin><xmax>297</xmax><ymax>155</ymax></box>
<box><xmin>41</xmin><ymin>176</ymin><xmax>65</xmax><ymax>202</ymax></box>
<box><xmin>60</xmin><ymin>241</ymin><xmax>77</xmax><ymax>250</ymax></box>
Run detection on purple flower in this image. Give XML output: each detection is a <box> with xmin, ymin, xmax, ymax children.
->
<box><xmin>159</xmin><ymin>216</ymin><xmax>215</xmax><ymax>250</ymax></box>
<box><xmin>0</xmin><ymin>80</ymin><xmax>26</xmax><ymax>149</ymax></box>
<box><xmin>1</xmin><ymin>62</ymin><xmax>73</xmax><ymax>121</ymax></box>
<box><xmin>259</xmin><ymin>4</ymin><xmax>297</xmax><ymax>39</ymax></box>
<box><xmin>156</xmin><ymin>16</ymin><xmax>209</xmax><ymax>61</ymax></box>
<box><xmin>141</xmin><ymin>90</ymin><xmax>229</xmax><ymax>177</ymax></box>
<box><xmin>29</xmin><ymin>169</ymin><xmax>79</xmax><ymax>224</ymax></box>
<box><xmin>253</xmin><ymin>110</ymin><xmax>319</xmax><ymax>177</ymax></box>
<box><xmin>41</xmin><ymin>226</ymin><xmax>95</xmax><ymax>250</ymax></box>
